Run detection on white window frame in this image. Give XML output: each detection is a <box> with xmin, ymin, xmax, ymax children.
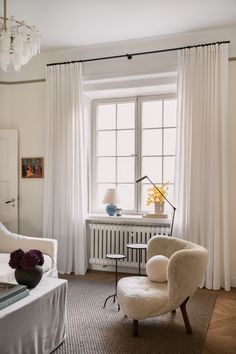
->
<box><xmin>91</xmin><ymin>93</ymin><xmax>177</xmax><ymax>214</ymax></box>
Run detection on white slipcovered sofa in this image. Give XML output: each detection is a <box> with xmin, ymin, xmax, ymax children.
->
<box><xmin>117</xmin><ymin>235</ymin><xmax>208</xmax><ymax>337</ymax></box>
<box><xmin>0</xmin><ymin>222</ymin><xmax>58</xmax><ymax>283</ymax></box>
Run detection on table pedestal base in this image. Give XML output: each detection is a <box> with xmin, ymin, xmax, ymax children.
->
<box><xmin>103</xmin><ymin>254</ymin><xmax>126</xmax><ymax>311</ymax></box>
<box><xmin>103</xmin><ymin>294</ymin><xmax>120</xmax><ymax>311</ymax></box>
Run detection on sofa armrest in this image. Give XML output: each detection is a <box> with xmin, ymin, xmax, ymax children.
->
<box><xmin>0</xmin><ymin>223</ymin><xmax>57</xmax><ymax>270</ymax></box>
<box><xmin>13</xmin><ymin>235</ymin><xmax>57</xmax><ymax>270</ymax></box>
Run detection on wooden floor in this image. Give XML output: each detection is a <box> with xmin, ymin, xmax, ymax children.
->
<box><xmin>61</xmin><ymin>270</ymin><xmax>236</xmax><ymax>354</ymax></box>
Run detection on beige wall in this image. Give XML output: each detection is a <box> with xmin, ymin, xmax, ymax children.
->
<box><xmin>0</xmin><ymin>83</ymin><xmax>45</xmax><ymax>237</ymax></box>
<box><xmin>0</xmin><ymin>85</ymin><xmax>10</xmax><ymax>127</ymax></box>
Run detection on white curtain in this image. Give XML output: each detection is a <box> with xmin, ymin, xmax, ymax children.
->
<box><xmin>43</xmin><ymin>63</ymin><xmax>87</xmax><ymax>275</ymax></box>
<box><xmin>174</xmin><ymin>43</ymin><xmax>230</xmax><ymax>290</ymax></box>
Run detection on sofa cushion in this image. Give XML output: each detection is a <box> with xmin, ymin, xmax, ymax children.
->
<box><xmin>117</xmin><ymin>276</ymin><xmax>168</xmax><ymax>320</ymax></box>
<box><xmin>0</xmin><ymin>253</ymin><xmax>53</xmax><ymax>283</ymax></box>
<box><xmin>0</xmin><ymin>254</ymin><xmax>15</xmax><ymax>283</ymax></box>
<box><xmin>42</xmin><ymin>254</ymin><xmax>53</xmax><ymax>273</ymax></box>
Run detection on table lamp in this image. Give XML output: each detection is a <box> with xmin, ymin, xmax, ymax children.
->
<box><xmin>102</xmin><ymin>188</ymin><xmax>120</xmax><ymax>216</ymax></box>
<box><xmin>136</xmin><ymin>175</ymin><xmax>176</xmax><ymax>236</ymax></box>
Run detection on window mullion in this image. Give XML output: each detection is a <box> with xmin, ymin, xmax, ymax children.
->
<box><xmin>91</xmin><ymin>102</ymin><xmax>97</xmax><ymax>213</ymax></box>
<box><xmin>162</xmin><ymin>99</ymin><xmax>164</xmax><ymax>185</ymax></box>
<box><xmin>136</xmin><ymin>96</ymin><xmax>142</xmax><ymax>212</ymax></box>
<box><xmin>115</xmin><ymin>104</ymin><xmax>118</xmax><ymax>188</ymax></box>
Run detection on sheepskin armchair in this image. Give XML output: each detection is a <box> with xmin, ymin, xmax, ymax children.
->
<box><xmin>117</xmin><ymin>235</ymin><xmax>208</xmax><ymax>337</ymax></box>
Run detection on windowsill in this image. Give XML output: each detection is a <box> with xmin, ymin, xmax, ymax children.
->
<box><xmin>86</xmin><ymin>213</ymin><xmax>171</xmax><ymax>226</ymax></box>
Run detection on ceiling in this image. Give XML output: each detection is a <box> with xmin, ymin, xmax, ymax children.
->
<box><xmin>2</xmin><ymin>0</ymin><xmax>236</xmax><ymax>51</ymax></box>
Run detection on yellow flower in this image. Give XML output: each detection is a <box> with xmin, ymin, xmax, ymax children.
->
<box><xmin>146</xmin><ymin>183</ymin><xmax>169</xmax><ymax>206</ymax></box>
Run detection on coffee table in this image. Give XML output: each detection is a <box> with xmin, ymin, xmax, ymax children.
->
<box><xmin>0</xmin><ymin>277</ymin><xmax>67</xmax><ymax>354</ymax></box>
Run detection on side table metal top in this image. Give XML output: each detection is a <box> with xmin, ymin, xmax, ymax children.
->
<box><xmin>106</xmin><ymin>254</ymin><xmax>127</xmax><ymax>260</ymax></box>
<box><xmin>127</xmin><ymin>243</ymin><xmax>148</xmax><ymax>250</ymax></box>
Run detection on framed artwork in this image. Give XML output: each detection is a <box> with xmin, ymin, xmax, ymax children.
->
<box><xmin>21</xmin><ymin>157</ymin><xmax>44</xmax><ymax>178</ymax></box>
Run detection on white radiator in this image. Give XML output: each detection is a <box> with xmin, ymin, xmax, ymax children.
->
<box><xmin>89</xmin><ymin>223</ymin><xmax>170</xmax><ymax>270</ymax></box>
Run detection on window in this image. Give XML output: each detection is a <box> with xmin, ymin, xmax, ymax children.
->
<box><xmin>92</xmin><ymin>95</ymin><xmax>177</xmax><ymax>213</ymax></box>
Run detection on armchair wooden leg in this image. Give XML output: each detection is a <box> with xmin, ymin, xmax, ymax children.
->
<box><xmin>133</xmin><ymin>319</ymin><xmax>139</xmax><ymax>337</ymax></box>
<box><xmin>180</xmin><ymin>297</ymin><xmax>192</xmax><ymax>335</ymax></box>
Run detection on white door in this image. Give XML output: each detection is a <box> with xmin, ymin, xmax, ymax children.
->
<box><xmin>0</xmin><ymin>130</ymin><xmax>18</xmax><ymax>233</ymax></box>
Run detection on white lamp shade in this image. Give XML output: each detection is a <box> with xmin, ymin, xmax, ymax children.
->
<box><xmin>102</xmin><ymin>189</ymin><xmax>120</xmax><ymax>204</ymax></box>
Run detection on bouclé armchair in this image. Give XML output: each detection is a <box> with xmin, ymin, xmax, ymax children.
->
<box><xmin>117</xmin><ymin>235</ymin><xmax>208</xmax><ymax>337</ymax></box>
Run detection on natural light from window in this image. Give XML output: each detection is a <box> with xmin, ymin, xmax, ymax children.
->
<box><xmin>92</xmin><ymin>95</ymin><xmax>176</xmax><ymax>214</ymax></box>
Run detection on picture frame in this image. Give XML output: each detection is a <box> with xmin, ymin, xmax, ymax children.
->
<box><xmin>21</xmin><ymin>157</ymin><xmax>44</xmax><ymax>178</ymax></box>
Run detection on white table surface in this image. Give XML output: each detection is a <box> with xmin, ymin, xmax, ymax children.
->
<box><xmin>0</xmin><ymin>277</ymin><xmax>68</xmax><ymax>354</ymax></box>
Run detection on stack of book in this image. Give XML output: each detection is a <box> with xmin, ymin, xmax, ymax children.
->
<box><xmin>0</xmin><ymin>282</ymin><xmax>29</xmax><ymax>310</ymax></box>
<box><xmin>142</xmin><ymin>213</ymin><xmax>168</xmax><ymax>219</ymax></box>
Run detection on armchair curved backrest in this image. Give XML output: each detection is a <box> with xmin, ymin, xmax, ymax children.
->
<box><xmin>148</xmin><ymin>235</ymin><xmax>208</xmax><ymax>309</ymax></box>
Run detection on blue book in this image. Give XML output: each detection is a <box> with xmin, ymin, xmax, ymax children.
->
<box><xmin>0</xmin><ymin>282</ymin><xmax>29</xmax><ymax>310</ymax></box>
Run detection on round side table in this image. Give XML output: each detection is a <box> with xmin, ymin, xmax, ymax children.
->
<box><xmin>127</xmin><ymin>243</ymin><xmax>148</xmax><ymax>275</ymax></box>
<box><xmin>103</xmin><ymin>254</ymin><xmax>126</xmax><ymax>310</ymax></box>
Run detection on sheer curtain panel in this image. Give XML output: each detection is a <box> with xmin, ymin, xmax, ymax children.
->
<box><xmin>43</xmin><ymin>63</ymin><xmax>87</xmax><ymax>274</ymax></box>
<box><xmin>174</xmin><ymin>43</ymin><xmax>230</xmax><ymax>290</ymax></box>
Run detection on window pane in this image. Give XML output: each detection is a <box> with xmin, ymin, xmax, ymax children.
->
<box><xmin>142</xmin><ymin>101</ymin><xmax>162</xmax><ymax>128</ymax></box>
<box><xmin>117</xmin><ymin>130</ymin><xmax>134</xmax><ymax>156</ymax></box>
<box><xmin>97</xmin><ymin>131</ymin><xmax>115</xmax><ymax>156</ymax></box>
<box><xmin>164</xmin><ymin>184</ymin><xmax>174</xmax><ymax>214</ymax></box>
<box><xmin>142</xmin><ymin>129</ymin><xmax>162</xmax><ymax>155</ymax></box>
<box><xmin>141</xmin><ymin>184</ymin><xmax>154</xmax><ymax>212</ymax></box>
<box><xmin>164</xmin><ymin>129</ymin><xmax>176</xmax><ymax>155</ymax></box>
<box><xmin>142</xmin><ymin>157</ymin><xmax>162</xmax><ymax>183</ymax></box>
<box><xmin>164</xmin><ymin>100</ymin><xmax>177</xmax><ymax>127</ymax></box>
<box><xmin>96</xmin><ymin>183</ymin><xmax>116</xmax><ymax>210</ymax></box>
<box><xmin>163</xmin><ymin>157</ymin><xmax>175</xmax><ymax>183</ymax></box>
<box><xmin>117</xmin><ymin>184</ymin><xmax>134</xmax><ymax>210</ymax></box>
<box><xmin>97</xmin><ymin>157</ymin><xmax>115</xmax><ymax>182</ymax></box>
<box><xmin>117</xmin><ymin>103</ymin><xmax>135</xmax><ymax>129</ymax></box>
<box><xmin>97</xmin><ymin>104</ymin><xmax>116</xmax><ymax>130</ymax></box>
<box><xmin>117</xmin><ymin>157</ymin><xmax>134</xmax><ymax>183</ymax></box>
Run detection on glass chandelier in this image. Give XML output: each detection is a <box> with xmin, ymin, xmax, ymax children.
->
<box><xmin>0</xmin><ymin>0</ymin><xmax>40</xmax><ymax>71</ymax></box>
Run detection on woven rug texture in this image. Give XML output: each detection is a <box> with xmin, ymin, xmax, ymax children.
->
<box><xmin>54</xmin><ymin>279</ymin><xmax>216</xmax><ymax>354</ymax></box>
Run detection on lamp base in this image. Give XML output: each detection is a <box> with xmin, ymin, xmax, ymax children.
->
<box><xmin>106</xmin><ymin>204</ymin><xmax>117</xmax><ymax>216</ymax></box>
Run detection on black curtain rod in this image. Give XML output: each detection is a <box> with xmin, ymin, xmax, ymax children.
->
<box><xmin>47</xmin><ymin>40</ymin><xmax>230</xmax><ymax>67</ymax></box>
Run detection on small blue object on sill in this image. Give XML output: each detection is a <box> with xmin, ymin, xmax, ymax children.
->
<box><xmin>106</xmin><ymin>203</ymin><xmax>117</xmax><ymax>216</ymax></box>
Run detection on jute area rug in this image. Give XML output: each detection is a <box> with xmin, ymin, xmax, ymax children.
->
<box><xmin>54</xmin><ymin>279</ymin><xmax>216</xmax><ymax>354</ymax></box>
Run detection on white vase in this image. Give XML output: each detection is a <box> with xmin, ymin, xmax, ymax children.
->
<box><xmin>154</xmin><ymin>202</ymin><xmax>164</xmax><ymax>214</ymax></box>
